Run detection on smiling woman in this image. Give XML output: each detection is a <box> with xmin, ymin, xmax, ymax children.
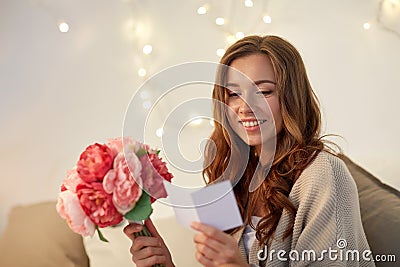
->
<box><xmin>197</xmin><ymin>35</ymin><xmax>375</xmax><ymax>266</ymax></box>
<box><xmin>123</xmin><ymin>35</ymin><xmax>376</xmax><ymax>267</ymax></box>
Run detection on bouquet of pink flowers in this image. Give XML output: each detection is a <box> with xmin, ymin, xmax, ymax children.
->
<box><xmin>56</xmin><ymin>137</ymin><xmax>173</xmax><ymax>242</ymax></box>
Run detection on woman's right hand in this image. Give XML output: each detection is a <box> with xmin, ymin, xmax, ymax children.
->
<box><xmin>123</xmin><ymin>219</ymin><xmax>175</xmax><ymax>267</ymax></box>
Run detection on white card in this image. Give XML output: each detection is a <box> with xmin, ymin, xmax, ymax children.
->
<box><xmin>163</xmin><ymin>180</ymin><xmax>243</xmax><ymax>231</ymax></box>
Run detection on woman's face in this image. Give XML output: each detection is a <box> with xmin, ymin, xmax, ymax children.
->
<box><xmin>225</xmin><ymin>53</ymin><xmax>283</xmax><ymax>153</ymax></box>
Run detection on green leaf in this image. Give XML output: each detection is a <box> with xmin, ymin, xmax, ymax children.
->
<box><xmin>123</xmin><ymin>191</ymin><xmax>153</xmax><ymax>221</ymax></box>
<box><xmin>136</xmin><ymin>148</ymin><xmax>148</xmax><ymax>158</ymax></box>
<box><xmin>96</xmin><ymin>226</ymin><xmax>109</xmax><ymax>242</ymax></box>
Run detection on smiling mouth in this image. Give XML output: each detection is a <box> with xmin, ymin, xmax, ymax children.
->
<box><xmin>239</xmin><ymin>120</ymin><xmax>267</xmax><ymax>127</ymax></box>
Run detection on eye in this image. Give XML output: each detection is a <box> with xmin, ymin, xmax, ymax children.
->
<box><xmin>256</xmin><ymin>90</ymin><xmax>273</xmax><ymax>96</ymax></box>
<box><xmin>226</xmin><ymin>87</ymin><xmax>241</xmax><ymax>97</ymax></box>
<box><xmin>228</xmin><ymin>91</ymin><xmax>240</xmax><ymax>97</ymax></box>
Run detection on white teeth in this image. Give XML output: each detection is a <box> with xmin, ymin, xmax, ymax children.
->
<box><xmin>241</xmin><ymin>120</ymin><xmax>265</xmax><ymax>127</ymax></box>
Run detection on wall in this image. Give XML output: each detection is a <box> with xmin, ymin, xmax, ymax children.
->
<box><xmin>1</xmin><ymin>0</ymin><xmax>399</xmax><ymax>234</ymax></box>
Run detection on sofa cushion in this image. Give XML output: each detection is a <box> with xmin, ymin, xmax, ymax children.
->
<box><xmin>0</xmin><ymin>201</ymin><xmax>89</xmax><ymax>267</ymax></box>
<box><xmin>339</xmin><ymin>154</ymin><xmax>400</xmax><ymax>266</ymax></box>
<box><xmin>83</xmin><ymin>216</ymin><xmax>202</xmax><ymax>267</ymax></box>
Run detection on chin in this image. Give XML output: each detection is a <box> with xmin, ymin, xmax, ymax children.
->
<box><xmin>245</xmin><ymin>140</ymin><xmax>262</xmax><ymax>147</ymax></box>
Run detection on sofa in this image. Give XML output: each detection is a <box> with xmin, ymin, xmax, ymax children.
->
<box><xmin>0</xmin><ymin>154</ymin><xmax>399</xmax><ymax>267</ymax></box>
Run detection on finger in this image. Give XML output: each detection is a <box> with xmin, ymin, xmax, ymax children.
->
<box><xmin>193</xmin><ymin>233</ymin><xmax>224</xmax><ymax>252</ymax></box>
<box><xmin>195</xmin><ymin>242</ymin><xmax>219</xmax><ymax>260</ymax></box>
<box><xmin>131</xmin><ymin>246</ymin><xmax>164</xmax><ymax>260</ymax></box>
<box><xmin>195</xmin><ymin>251</ymin><xmax>216</xmax><ymax>267</ymax></box>
<box><xmin>134</xmin><ymin>255</ymin><xmax>166</xmax><ymax>267</ymax></box>
<box><xmin>144</xmin><ymin>218</ymin><xmax>162</xmax><ymax>239</ymax></box>
<box><xmin>131</xmin><ymin>236</ymin><xmax>162</xmax><ymax>251</ymax></box>
<box><xmin>191</xmin><ymin>222</ymin><xmax>228</xmax><ymax>243</ymax></box>
<box><xmin>124</xmin><ymin>223</ymin><xmax>143</xmax><ymax>241</ymax></box>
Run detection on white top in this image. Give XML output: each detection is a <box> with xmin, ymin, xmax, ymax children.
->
<box><xmin>243</xmin><ymin>216</ymin><xmax>261</xmax><ymax>258</ymax></box>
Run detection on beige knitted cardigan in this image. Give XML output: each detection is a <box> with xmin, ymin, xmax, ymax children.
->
<box><xmin>231</xmin><ymin>152</ymin><xmax>375</xmax><ymax>267</ymax></box>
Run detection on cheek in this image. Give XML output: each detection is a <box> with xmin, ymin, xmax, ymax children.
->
<box><xmin>226</xmin><ymin>103</ymin><xmax>239</xmax><ymax>120</ymax></box>
<box><xmin>268</xmin><ymin>99</ymin><xmax>283</xmax><ymax>131</ymax></box>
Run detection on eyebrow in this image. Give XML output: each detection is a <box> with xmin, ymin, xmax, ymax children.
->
<box><xmin>226</xmin><ymin>79</ymin><xmax>276</xmax><ymax>87</ymax></box>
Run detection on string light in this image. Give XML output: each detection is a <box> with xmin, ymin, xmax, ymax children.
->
<box><xmin>58</xmin><ymin>22</ymin><xmax>69</xmax><ymax>33</ymax></box>
<box><xmin>190</xmin><ymin>118</ymin><xmax>203</xmax><ymax>126</ymax></box>
<box><xmin>216</xmin><ymin>48</ymin><xmax>225</xmax><ymax>57</ymax></box>
<box><xmin>236</xmin><ymin>31</ymin><xmax>245</xmax><ymax>39</ymax></box>
<box><xmin>198</xmin><ymin>1</ymin><xmax>274</xmax><ymax>57</ymax></box>
<box><xmin>244</xmin><ymin>0</ymin><xmax>254</xmax><ymax>8</ymax></box>
<box><xmin>142</xmin><ymin>101</ymin><xmax>151</xmax><ymax>109</ymax></box>
<box><xmin>197</xmin><ymin>6</ymin><xmax>207</xmax><ymax>15</ymax></box>
<box><xmin>263</xmin><ymin>15</ymin><xmax>272</xmax><ymax>24</ymax></box>
<box><xmin>363</xmin><ymin>22</ymin><xmax>371</xmax><ymax>30</ymax></box>
<box><xmin>142</xmin><ymin>44</ymin><xmax>153</xmax><ymax>55</ymax></box>
<box><xmin>215</xmin><ymin>17</ymin><xmax>225</xmax><ymax>26</ymax></box>
<box><xmin>156</xmin><ymin>128</ymin><xmax>164</xmax><ymax>138</ymax></box>
<box><xmin>138</xmin><ymin>68</ymin><xmax>147</xmax><ymax>77</ymax></box>
<box><xmin>140</xmin><ymin>90</ymin><xmax>150</xmax><ymax>99</ymax></box>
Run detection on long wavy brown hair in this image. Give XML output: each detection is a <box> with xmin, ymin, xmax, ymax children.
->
<box><xmin>203</xmin><ymin>35</ymin><xmax>328</xmax><ymax>246</ymax></box>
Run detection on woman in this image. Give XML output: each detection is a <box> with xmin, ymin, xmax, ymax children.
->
<box><xmin>124</xmin><ymin>35</ymin><xmax>374</xmax><ymax>267</ymax></box>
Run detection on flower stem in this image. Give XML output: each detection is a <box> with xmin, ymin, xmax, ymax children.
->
<box><xmin>133</xmin><ymin>225</ymin><xmax>164</xmax><ymax>267</ymax></box>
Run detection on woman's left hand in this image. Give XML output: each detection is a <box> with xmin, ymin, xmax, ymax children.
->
<box><xmin>190</xmin><ymin>222</ymin><xmax>249</xmax><ymax>267</ymax></box>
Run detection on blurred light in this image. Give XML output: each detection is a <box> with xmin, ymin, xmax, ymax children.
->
<box><xmin>263</xmin><ymin>15</ymin><xmax>272</xmax><ymax>24</ymax></box>
<box><xmin>363</xmin><ymin>22</ymin><xmax>371</xmax><ymax>30</ymax></box>
<box><xmin>390</xmin><ymin>0</ymin><xmax>400</xmax><ymax>6</ymax></box>
<box><xmin>190</xmin><ymin>118</ymin><xmax>203</xmax><ymax>126</ymax></box>
<box><xmin>156</xmin><ymin>128</ymin><xmax>164</xmax><ymax>138</ymax></box>
<box><xmin>226</xmin><ymin>34</ymin><xmax>236</xmax><ymax>44</ymax></box>
<box><xmin>134</xmin><ymin>22</ymin><xmax>146</xmax><ymax>37</ymax></box>
<box><xmin>140</xmin><ymin>90</ymin><xmax>149</xmax><ymax>99</ymax></box>
<box><xmin>216</xmin><ymin>48</ymin><xmax>225</xmax><ymax>57</ymax></box>
<box><xmin>142</xmin><ymin>101</ymin><xmax>151</xmax><ymax>109</ymax></box>
<box><xmin>209</xmin><ymin>119</ymin><xmax>215</xmax><ymax>127</ymax></box>
<box><xmin>236</xmin><ymin>32</ymin><xmax>244</xmax><ymax>39</ymax></box>
<box><xmin>138</xmin><ymin>68</ymin><xmax>147</xmax><ymax>77</ymax></box>
<box><xmin>125</xmin><ymin>19</ymin><xmax>136</xmax><ymax>41</ymax></box>
<box><xmin>215</xmin><ymin>17</ymin><xmax>225</xmax><ymax>26</ymax></box>
<box><xmin>58</xmin><ymin>22</ymin><xmax>69</xmax><ymax>33</ymax></box>
<box><xmin>244</xmin><ymin>0</ymin><xmax>254</xmax><ymax>7</ymax></box>
<box><xmin>143</xmin><ymin>44</ymin><xmax>153</xmax><ymax>55</ymax></box>
<box><xmin>197</xmin><ymin>6</ymin><xmax>207</xmax><ymax>15</ymax></box>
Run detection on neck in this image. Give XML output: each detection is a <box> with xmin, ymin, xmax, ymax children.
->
<box><xmin>255</xmin><ymin>143</ymin><xmax>275</xmax><ymax>166</ymax></box>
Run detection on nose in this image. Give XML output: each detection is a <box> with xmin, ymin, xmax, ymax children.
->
<box><xmin>238</xmin><ymin>93</ymin><xmax>254</xmax><ymax>114</ymax></box>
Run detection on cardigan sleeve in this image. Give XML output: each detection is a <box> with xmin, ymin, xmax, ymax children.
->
<box><xmin>287</xmin><ymin>153</ymin><xmax>375</xmax><ymax>267</ymax></box>
<box><xmin>258</xmin><ymin>152</ymin><xmax>375</xmax><ymax>267</ymax></box>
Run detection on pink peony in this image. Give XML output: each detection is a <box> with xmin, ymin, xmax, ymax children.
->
<box><xmin>140</xmin><ymin>153</ymin><xmax>173</xmax><ymax>203</ymax></box>
<box><xmin>61</xmin><ymin>168</ymin><xmax>84</xmax><ymax>192</ymax></box>
<box><xmin>76</xmin><ymin>182</ymin><xmax>123</xmax><ymax>228</ymax></box>
<box><xmin>77</xmin><ymin>143</ymin><xmax>114</xmax><ymax>183</ymax></box>
<box><xmin>148</xmin><ymin>153</ymin><xmax>173</xmax><ymax>182</ymax></box>
<box><xmin>107</xmin><ymin>137</ymin><xmax>133</xmax><ymax>157</ymax></box>
<box><xmin>107</xmin><ymin>137</ymin><xmax>149</xmax><ymax>156</ymax></box>
<box><xmin>56</xmin><ymin>190</ymin><xmax>96</xmax><ymax>236</ymax></box>
<box><xmin>103</xmin><ymin>152</ymin><xmax>142</xmax><ymax>214</ymax></box>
